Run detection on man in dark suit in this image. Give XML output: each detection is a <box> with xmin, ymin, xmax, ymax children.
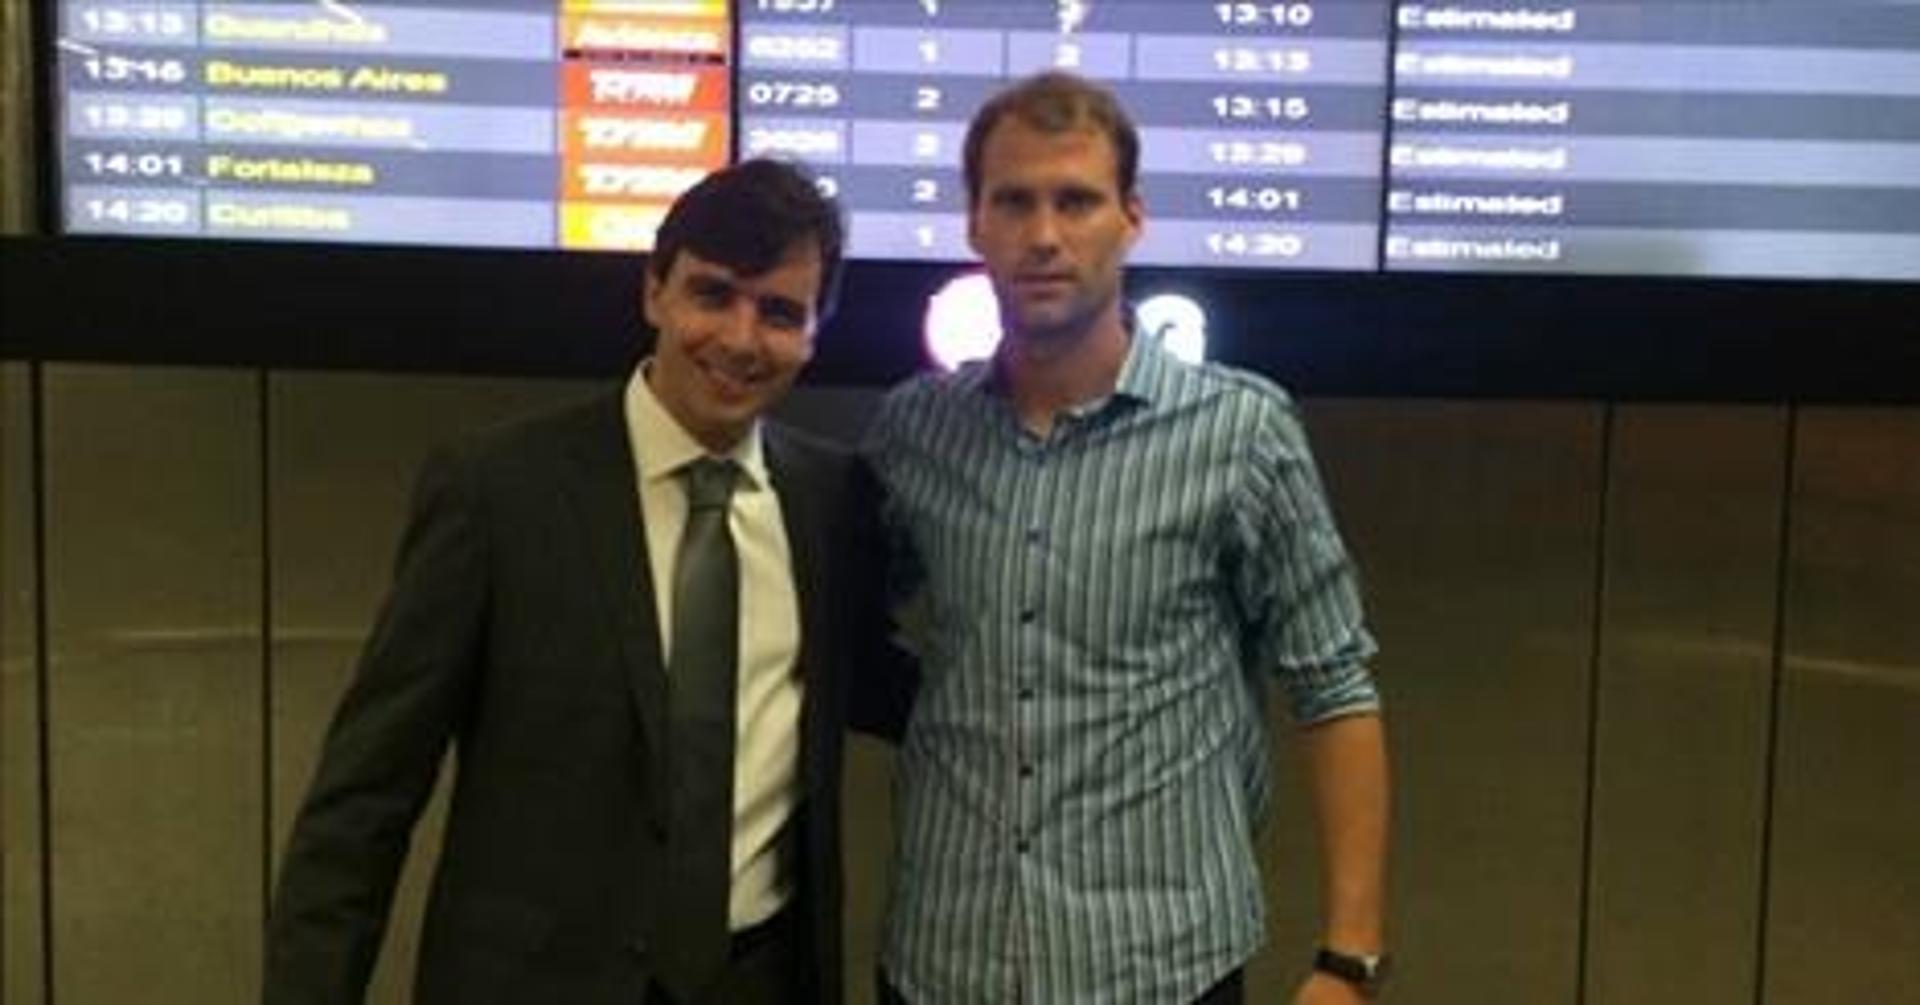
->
<box><xmin>265</xmin><ymin>159</ymin><xmax>900</xmax><ymax>1005</ymax></box>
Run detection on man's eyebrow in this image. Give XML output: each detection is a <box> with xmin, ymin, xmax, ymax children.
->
<box><xmin>757</xmin><ymin>293</ymin><xmax>808</xmax><ymax>321</ymax></box>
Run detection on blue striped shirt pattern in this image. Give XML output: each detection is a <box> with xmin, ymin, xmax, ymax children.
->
<box><xmin>864</xmin><ymin>334</ymin><xmax>1381</xmax><ymax>1003</ymax></box>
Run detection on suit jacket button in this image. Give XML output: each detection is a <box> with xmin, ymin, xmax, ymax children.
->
<box><xmin>628</xmin><ymin>937</ymin><xmax>649</xmax><ymax>959</ymax></box>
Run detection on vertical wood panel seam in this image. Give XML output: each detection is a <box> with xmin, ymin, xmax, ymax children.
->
<box><xmin>30</xmin><ymin>363</ymin><xmax>52</xmax><ymax>1005</ymax></box>
<box><xmin>258</xmin><ymin>369</ymin><xmax>274</xmax><ymax>938</ymax></box>
<box><xmin>1574</xmin><ymin>402</ymin><xmax>1617</xmax><ymax>1005</ymax></box>
<box><xmin>3</xmin><ymin>369</ymin><xmax>8</xmax><ymax>1005</ymax></box>
<box><xmin>1752</xmin><ymin>405</ymin><xmax>1800</xmax><ymax>1005</ymax></box>
<box><xmin>2</xmin><ymin>375</ymin><xmax>5</xmax><ymax>1005</ymax></box>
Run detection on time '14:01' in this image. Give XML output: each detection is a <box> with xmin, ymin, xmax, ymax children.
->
<box><xmin>1208</xmin><ymin>186</ymin><xmax>1304</xmax><ymax>213</ymax></box>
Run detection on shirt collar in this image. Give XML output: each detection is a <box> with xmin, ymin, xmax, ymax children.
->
<box><xmin>623</xmin><ymin>360</ymin><xmax>767</xmax><ymax>492</ymax></box>
<box><xmin>961</xmin><ymin>323</ymin><xmax>1167</xmax><ymax>414</ymax></box>
<box><xmin>1110</xmin><ymin>325</ymin><xmax>1169</xmax><ymax>407</ymax></box>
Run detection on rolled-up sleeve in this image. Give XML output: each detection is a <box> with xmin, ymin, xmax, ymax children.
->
<box><xmin>1230</xmin><ymin>396</ymin><xmax>1380</xmax><ymax>724</ymax></box>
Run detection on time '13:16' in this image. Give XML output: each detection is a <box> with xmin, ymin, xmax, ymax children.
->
<box><xmin>1212</xmin><ymin>94</ymin><xmax>1310</xmax><ymax>122</ymax></box>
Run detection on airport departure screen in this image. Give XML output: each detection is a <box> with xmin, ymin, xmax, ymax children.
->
<box><xmin>52</xmin><ymin>2</ymin><xmax>1920</xmax><ymax>280</ymax></box>
<box><xmin>738</xmin><ymin>1</ymin><xmax>1392</xmax><ymax>268</ymax></box>
<box><xmin>58</xmin><ymin>1</ymin><xmax>734</xmax><ymax>250</ymax></box>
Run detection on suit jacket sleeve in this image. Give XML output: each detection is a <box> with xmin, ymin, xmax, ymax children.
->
<box><xmin>264</xmin><ymin>445</ymin><xmax>491</xmax><ymax>1004</ymax></box>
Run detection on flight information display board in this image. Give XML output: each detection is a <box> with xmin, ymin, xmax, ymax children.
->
<box><xmin>57</xmin><ymin>0</ymin><xmax>733</xmax><ymax>250</ymax></box>
<box><xmin>49</xmin><ymin>1</ymin><xmax>1920</xmax><ymax>281</ymax></box>
<box><xmin>1384</xmin><ymin>2</ymin><xmax>1920</xmax><ymax>279</ymax></box>
<box><xmin>739</xmin><ymin>0</ymin><xmax>1392</xmax><ymax>268</ymax></box>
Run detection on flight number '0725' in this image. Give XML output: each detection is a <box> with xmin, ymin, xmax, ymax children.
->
<box><xmin>745</xmin><ymin>81</ymin><xmax>842</xmax><ymax>108</ymax></box>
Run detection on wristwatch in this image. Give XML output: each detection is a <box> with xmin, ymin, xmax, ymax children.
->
<box><xmin>1313</xmin><ymin>946</ymin><xmax>1390</xmax><ymax>997</ymax></box>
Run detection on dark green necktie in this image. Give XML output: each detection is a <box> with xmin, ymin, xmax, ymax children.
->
<box><xmin>655</xmin><ymin>457</ymin><xmax>740</xmax><ymax>1001</ymax></box>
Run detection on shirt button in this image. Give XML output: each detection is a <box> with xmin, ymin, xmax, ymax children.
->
<box><xmin>1019</xmin><ymin>763</ymin><xmax>1034</xmax><ymax>778</ymax></box>
<box><xmin>1019</xmin><ymin>608</ymin><xmax>1037</xmax><ymax>624</ymax></box>
<box><xmin>1025</xmin><ymin>526</ymin><xmax>1043</xmax><ymax>544</ymax></box>
<box><xmin>1016</xmin><ymin>838</ymin><xmax>1031</xmax><ymax>854</ymax></box>
<box><xmin>1018</xmin><ymin>686</ymin><xmax>1035</xmax><ymax>701</ymax></box>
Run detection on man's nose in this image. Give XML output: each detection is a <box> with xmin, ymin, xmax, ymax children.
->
<box><xmin>713</xmin><ymin>301</ymin><xmax>759</xmax><ymax>348</ymax></box>
<box><xmin>1026</xmin><ymin>207</ymin><xmax>1063</xmax><ymax>255</ymax></box>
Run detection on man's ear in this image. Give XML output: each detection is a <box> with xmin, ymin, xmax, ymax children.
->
<box><xmin>1122</xmin><ymin>191</ymin><xmax>1145</xmax><ymax>248</ymax></box>
<box><xmin>641</xmin><ymin>266</ymin><xmax>662</xmax><ymax>327</ymax></box>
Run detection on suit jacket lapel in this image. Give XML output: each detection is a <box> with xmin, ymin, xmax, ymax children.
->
<box><xmin>764</xmin><ymin>426</ymin><xmax>832</xmax><ymax>792</ymax></box>
<box><xmin>562</xmin><ymin>408</ymin><xmax>832</xmax><ymax>811</ymax></box>
<box><xmin>560</xmin><ymin>394</ymin><xmax>671</xmax><ymax>779</ymax></box>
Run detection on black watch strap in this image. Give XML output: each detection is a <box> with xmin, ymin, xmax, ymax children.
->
<box><xmin>1313</xmin><ymin>946</ymin><xmax>1389</xmax><ymax>996</ymax></box>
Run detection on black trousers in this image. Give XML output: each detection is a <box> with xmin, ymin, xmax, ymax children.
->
<box><xmin>647</xmin><ymin>907</ymin><xmax>804</xmax><ymax>1005</ymax></box>
<box><xmin>878</xmin><ymin>967</ymin><xmax>1244</xmax><ymax>1005</ymax></box>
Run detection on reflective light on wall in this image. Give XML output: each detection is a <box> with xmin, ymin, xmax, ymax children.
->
<box><xmin>924</xmin><ymin>270</ymin><xmax>1003</xmax><ymax>371</ymax></box>
<box><xmin>925</xmin><ymin>279</ymin><xmax>1211</xmax><ymax>372</ymax></box>
<box><xmin>1135</xmin><ymin>293</ymin><xmax>1209</xmax><ymax>364</ymax></box>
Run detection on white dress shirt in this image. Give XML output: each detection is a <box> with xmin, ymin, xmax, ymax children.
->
<box><xmin>624</xmin><ymin>364</ymin><xmax>803</xmax><ymax>930</ymax></box>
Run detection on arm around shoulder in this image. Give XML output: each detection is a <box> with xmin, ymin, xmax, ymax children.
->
<box><xmin>843</xmin><ymin>454</ymin><xmax>918</xmax><ymax>743</ymax></box>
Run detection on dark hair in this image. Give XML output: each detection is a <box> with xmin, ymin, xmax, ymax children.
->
<box><xmin>647</xmin><ymin>158</ymin><xmax>846</xmax><ymax>322</ymax></box>
<box><xmin>962</xmin><ymin>71</ymin><xmax>1140</xmax><ymax>207</ymax></box>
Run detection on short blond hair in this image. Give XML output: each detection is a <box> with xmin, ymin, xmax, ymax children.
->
<box><xmin>962</xmin><ymin>71</ymin><xmax>1139</xmax><ymax>207</ymax></box>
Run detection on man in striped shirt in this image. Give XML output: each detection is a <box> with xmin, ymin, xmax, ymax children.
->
<box><xmin>862</xmin><ymin>72</ymin><xmax>1393</xmax><ymax>1004</ymax></box>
